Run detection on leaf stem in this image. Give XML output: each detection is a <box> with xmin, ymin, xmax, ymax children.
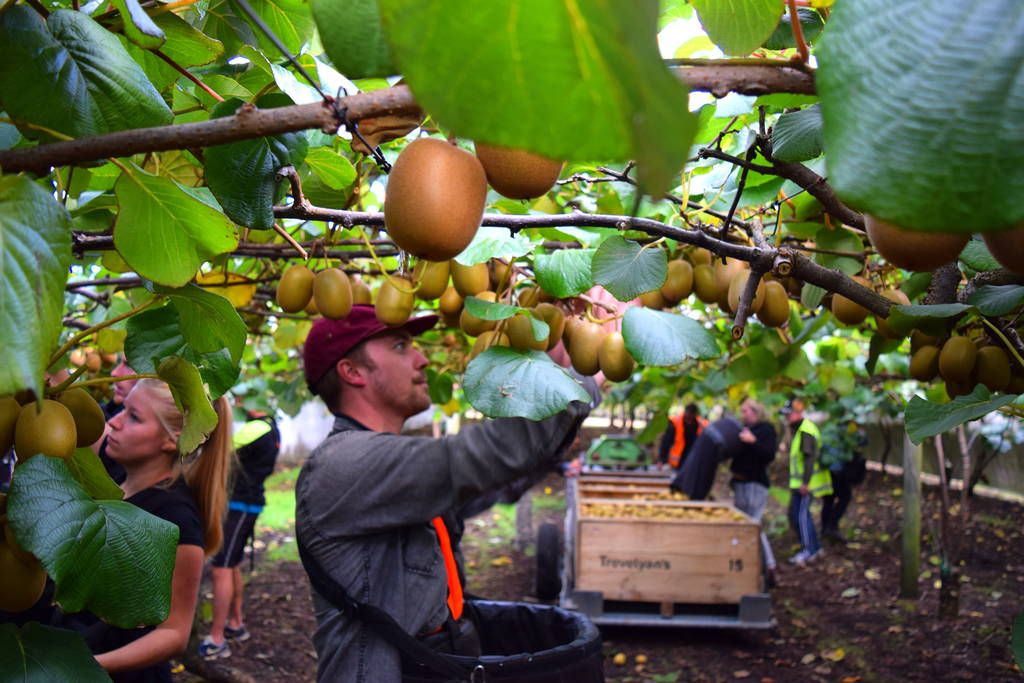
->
<box><xmin>358</xmin><ymin>229</ymin><xmax>418</xmax><ymax>294</ymax></box>
<box><xmin>48</xmin><ymin>296</ymin><xmax>163</xmax><ymax>369</ymax></box>
<box><xmin>49</xmin><ymin>364</ymin><xmax>89</xmax><ymax>395</ymax></box>
<box><xmin>981</xmin><ymin>318</ymin><xmax>1024</xmax><ymax>369</ymax></box>
<box><xmin>786</xmin><ymin>0</ymin><xmax>811</xmax><ymax>64</ymax></box>
<box><xmin>57</xmin><ymin>374</ymin><xmax>160</xmax><ymax>393</ymax></box>
<box><xmin>153</xmin><ymin>50</ymin><xmax>224</xmax><ymax>102</ymax></box>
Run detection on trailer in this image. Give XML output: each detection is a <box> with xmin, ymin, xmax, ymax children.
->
<box><xmin>536</xmin><ymin>469</ymin><xmax>774</xmax><ymax>629</ymax></box>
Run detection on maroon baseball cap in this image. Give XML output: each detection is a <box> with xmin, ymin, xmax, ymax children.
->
<box><xmin>303</xmin><ymin>304</ymin><xmax>438</xmax><ymax>389</ymax></box>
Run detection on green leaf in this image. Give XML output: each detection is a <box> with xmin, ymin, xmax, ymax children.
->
<box><xmin>772</xmin><ymin>104</ymin><xmax>823</xmax><ymax>162</ymax></box>
<box><xmin>455</xmin><ymin>227</ymin><xmax>533</xmax><ymax>265</ymax></box>
<box><xmin>762</xmin><ymin>7</ymin><xmax>824</xmax><ymax>50</ymax></box>
<box><xmin>111</xmin><ymin>0</ymin><xmax>165</xmax><ymax>49</ymax></box>
<box><xmin>0</xmin><ymin>623</ymin><xmax>112</xmax><ymax>683</ymax></box>
<box><xmin>801</xmin><ymin>283</ymin><xmax>826</xmax><ymax>310</ymax></box>
<box><xmin>124</xmin><ymin>13</ymin><xmax>224</xmax><ymax>92</ymax></box>
<box><xmin>0</xmin><ymin>175</ymin><xmax>71</xmax><ymax>399</ymax></box>
<box><xmin>248</xmin><ymin>0</ymin><xmax>317</xmax><ymax>57</ymax></box>
<box><xmin>114</xmin><ymin>165</ymin><xmax>238</xmax><ymax>287</ymax></box>
<box><xmin>463</xmin><ymin>348</ymin><xmax>589</xmax><ymax>420</ymax></box>
<box><xmin>313</xmin><ymin>0</ymin><xmax>395</xmax><ymax>77</ymax></box>
<box><xmin>534</xmin><ymin>249</ymin><xmax>595</xmax><ymax>298</ymax></box>
<box><xmin>379</xmin><ymin>0</ymin><xmax>695</xmax><ymax>194</ymax></box>
<box><xmin>621</xmin><ymin>307</ymin><xmax>719</xmax><ymax>366</ymax></box>
<box><xmin>887</xmin><ymin>303</ymin><xmax>973</xmax><ymax>338</ymax></box>
<box><xmin>426</xmin><ymin>367</ymin><xmax>454</xmax><ymax>405</ymax></box>
<box><xmin>591</xmin><ymin>236</ymin><xmax>668</xmax><ymax>301</ymax></box>
<box><xmin>817</xmin><ymin>0</ymin><xmax>1024</xmax><ymax>232</ymax></box>
<box><xmin>463</xmin><ymin>297</ymin><xmax>520</xmax><ymax>321</ymax></box>
<box><xmin>156</xmin><ymin>283</ymin><xmax>248</xmax><ymax>363</ymax></box>
<box><xmin>7</xmin><ymin>457</ymin><xmax>177</xmax><ymax>627</ymax></box>
<box><xmin>304</xmin><ymin>147</ymin><xmax>357</xmax><ymax>190</ymax></box>
<box><xmin>692</xmin><ymin>0</ymin><xmax>784</xmax><ymax>56</ymax></box>
<box><xmin>905</xmin><ymin>386</ymin><xmax>1018</xmax><ymax>445</ymax></box>
<box><xmin>959</xmin><ymin>237</ymin><xmax>1001</xmax><ymax>273</ymax></box>
<box><xmin>157</xmin><ymin>356</ymin><xmax>219</xmax><ymax>454</ymax></box>
<box><xmin>728</xmin><ymin>346</ymin><xmax>779</xmax><ymax>382</ymax></box>
<box><xmin>968</xmin><ymin>285</ymin><xmax>1024</xmax><ymax>317</ymax></box>
<box><xmin>0</xmin><ymin>8</ymin><xmax>172</xmax><ymax>139</ymax></box>
<box><xmin>812</xmin><ymin>225</ymin><xmax>863</xmax><ymax>276</ymax></box>
<box><xmin>205</xmin><ymin>95</ymin><xmax>308</xmax><ymax>229</ymax></box>
<box><xmin>66</xmin><ymin>447</ymin><xmax>124</xmax><ymax>501</ymax></box>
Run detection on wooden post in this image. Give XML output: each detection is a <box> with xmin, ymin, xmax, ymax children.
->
<box><xmin>900</xmin><ymin>434</ymin><xmax>922</xmax><ymax>599</ymax></box>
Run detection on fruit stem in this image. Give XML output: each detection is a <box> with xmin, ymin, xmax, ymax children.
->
<box><xmin>786</xmin><ymin>0</ymin><xmax>811</xmax><ymax>64</ymax></box>
<box><xmin>584</xmin><ymin>304</ymin><xmax>622</xmax><ymax>326</ymax></box>
<box><xmin>48</xmin><ymin>296</ymin><xmax>163</xmax><ymax>370</ymax></box>
<box><xmin>56</xmin><ymin>374</ymin><xmax>160</xmax><ymax>392</ymax></box>
<box><xmin>48</xmin><ymin>365</ymin><xmax>89</xmax><ymax>395</ymax></box>
<box><xmin>359</xmin><ymin>230</ymin><xmax>419</xmax><ymax>294</ymax></box>
<box><xmin>273</xmin><ymin>223</ymin><xmax>309</xmax><ymax>260</ymax></box>
<box><xmin>980</xmin><ymin>318</ymin><xmax>1024</xmax><ymax>370</ymax></box>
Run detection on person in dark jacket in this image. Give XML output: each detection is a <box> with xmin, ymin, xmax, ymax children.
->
<box><xmin>730</xmin><ymin>398</ymin><xmax>779</xmax><ymax>586</ymax></box>
<box><xmin>657</xmin><ymin>403</ymin><xmax>706</xmax><ymax>469</ymax></box>
<box><xmin>199</xmin><ymin>410</ymin><xmax>281</xmax><ymax>659</ymax></box>
<box><xmin>669</xmin><ymin>415</ymin><xmax>742</xmax><ymax>500</ymax></box>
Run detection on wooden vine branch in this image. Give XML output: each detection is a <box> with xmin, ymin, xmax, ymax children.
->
<box><xmin>0</xmin><ymin>64</ymin><xmax>815</xmax><ymax>174</ymax></box>
<box><xmin>732</xmin><ymin>269</ymin><xmax>766</xmax><ymax>340</ymax></box>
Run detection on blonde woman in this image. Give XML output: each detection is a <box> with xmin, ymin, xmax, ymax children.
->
<box><xmin>731</xmin><ymin>398</ymin><xmax>779</xmax><ymax>586</ymax></box>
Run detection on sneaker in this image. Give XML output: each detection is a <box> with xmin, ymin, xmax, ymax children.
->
<box><xmin>805</xmin><ymin>549</ymin><xmax>825</xmax><ymax>563</ymax></box>
<box><xmin>198</xmin><ymin>636</ymin><xmax>231</xmax><ymax>660</ymax></box>
<box><xmin>224</xmin><ymin>624</ymin><xmax>251</xmax><ymax>642</ymax></box>
<box><xmin>787</xmin><ymin>550</ymin><xmax>811</xmax><ymax>566</ymax></box>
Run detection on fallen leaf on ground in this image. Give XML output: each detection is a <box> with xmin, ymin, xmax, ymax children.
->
<box><xmin>823</xmin><ymin>648</ymin><xmax>846</xmax><ymax>662</ymax></box>
<box><xmin>864</xmin><ymin>568</ymin><xmax>882</xmax><ymax>580</ymax></box>
<box><xmin>801</xmin><ymin>653</ymin><xmax>816</xmax><ymax>665</ymax></box>
<box><xmin>841</xmin><ymin>587</ymin><xmax>861</xmax><ymax>598</ymax></box>
<box><xmin>490</xmin><ymin>556</ymin><xmax>512</xmax><ymax>567</ymax></box>
<box><xmin>732</xmin><ymin>671</ymin><xmax>750</xmax><ymax>679</ymax></box>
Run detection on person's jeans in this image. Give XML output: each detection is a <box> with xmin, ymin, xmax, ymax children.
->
<box><xmin>732</xmin><ymin>481</ymin><xmax>777</xmax><ymax>570</ymax></box>
<box><xmin>821</xmin><ymin>470</ymin><xmax>853</xmax><ymax>533</ymax></box>
<box><xmin>787</xmin><ymin>490</ymin><xmax>820</xmax><ymax>556</ymax></box>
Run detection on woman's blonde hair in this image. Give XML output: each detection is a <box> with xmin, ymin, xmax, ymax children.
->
<box><xmin>134</xmin><ymin>379</ymin><xmax>233</xmax><ymax>556</ymax></box>
<box><xmin>741</xmin><ymin>397</ymin><xmax>766</xmax><ymax>422</ymax></box>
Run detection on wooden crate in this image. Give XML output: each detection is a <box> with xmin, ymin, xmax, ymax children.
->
<box><xmin>573</xmin><ymin>497</ymin><xmax>761</xmax><ymax>605</ymax></box>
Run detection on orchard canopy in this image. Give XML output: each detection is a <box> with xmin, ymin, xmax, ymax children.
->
<box><xmin>1</xmin><ymin>0</ymin><xmax>1024</xmax><ymax>676</ymax></box>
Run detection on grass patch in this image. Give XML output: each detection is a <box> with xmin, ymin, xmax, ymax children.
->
<box><xmin>532</xmin><ymin>493</ymin><xmax>566</xmax><ymax>512</ymax></box>
<box><xmin>266</xmin><ymin>538</ymin><xmax>299</xmax><ymax>562</ymax></box>
<box><xmin>265</xmin><ymin>466</ymin><xmax>300</xmax><ymax>491</ymax></box>
<box><xmin>259</xmin><ymin>488</ymin><xmax>296</xmax><ymax>531</ymax></box>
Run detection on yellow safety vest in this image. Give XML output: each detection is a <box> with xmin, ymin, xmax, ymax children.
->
<box><xmin>788</xmin><ymin>419</ymin><xmax>833</xmax><ymax>497</ymax></box>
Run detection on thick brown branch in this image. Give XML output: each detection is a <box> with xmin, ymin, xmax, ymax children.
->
<box><xmin>924</xmin><ymin>263</ymin><xmax>962</xmax><ymax>305</ymax></box>
<box><xmin>785</xmin><ymin>249</ymin><xmax>892</xmax><ymax>317</ymax></box>
<box><xmin>769</xmin><ymin>160</ymin><xmax>865</xmax><ymax>230</ymax></box>
<box><xmin>672</xmin><ymin>64</ymin><xmax>816</xmax><ymax>97</ymax></box>
<box><xmin>732</xmin><ymin>269</ymin><xmax>766</xmax><ymax>339</ymax></box>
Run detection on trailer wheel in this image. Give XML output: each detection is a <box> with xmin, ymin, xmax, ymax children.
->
<box><xmin>535</xmin><ymin>522</ymin><xmax>562</xmax><ymax>601</ymax></box>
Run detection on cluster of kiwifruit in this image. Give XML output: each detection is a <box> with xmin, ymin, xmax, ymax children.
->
<box><xmin>275</xmin><ymin>265</ymin><xmax>372</xmax><ymax>318</ymax></box>
<box><xmin>828</xmin><ymin>275</ymin><xmax>911</xmax><ymax>338</ymax></box>
<box><xmin>0</xmin><ymin>493</ymin><xmax>47</xmax><ymax>612</ymax></box>
<box><xmin>865</xmin><ymin>215</ymin><xmax>1024</xmax><ymax>274</ymax></box>
<box><xmin>580</xmin><ymin>501</ymin><xmax>748</xmax><ymax>522</ymax></box>
<box><xmin>908</xmin><ymin>330</ymin><xmax>1024</xmax><ymax>397</ymax></box>
<box><xmin>0</xmin><ymin>387</ymin><xmax>106</xmax><ymax>462</ymax></box>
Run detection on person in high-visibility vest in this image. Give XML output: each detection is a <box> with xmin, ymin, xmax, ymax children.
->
<box><xmin>783</xmin><ymin>398</ymin><xmax>832</xmax><ymax>566</ymax></box>
<box><xmin>657</xmin><ymin>403</ymin><xmax>707</xmax><ymax>469</ymax></box>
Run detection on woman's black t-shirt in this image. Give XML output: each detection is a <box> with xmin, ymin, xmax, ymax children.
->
<box><xmin>67</xmin><ymin>477</ymin><xmax>203</xmax><ymax>683</ymax></box>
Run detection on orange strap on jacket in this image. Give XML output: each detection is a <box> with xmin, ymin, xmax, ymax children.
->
<box><xmin>431</xmin><ymin>517</ymin><xmax>464</xmax><ymax>621</ymax></box>
<box><xmin>668</xmin><ymin>415</ymin><xmax>706</xmax><ymax>468</ymax></box>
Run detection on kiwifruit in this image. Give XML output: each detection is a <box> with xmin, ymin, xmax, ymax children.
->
<box><xmin>384</xmin><ymin>138</ymin><xmax>488</xmax><ymax>261</ymax></box>
<box><xmin>0</xmin><ymin>541</ymin><xmax>46</xmax><ymax>613</ymax></box>
<box><xmin>568</xmin><ymin>322</ymin><xmax>605</xmax><ymax>376</ymax></box>
<box><xmin>439</xmin><ymin>286</ymin><xmax>464</xmax><ymax>327</ymax></box>
<box><xmin>982</xmin><ymin>226</ymin><xmax>1024</xmax><ymax>274</ymax></box>
<box><xmin>312</xmin><ymin>268</ymin><xmax>353</xmax><ymax>320</ymax></box>
<box><xmin>351</xmin><ymin>277</ymin><xmax>373</xmax><ymax>304</ymax></box>
<box><xmin>713</xmin><ymin>258</ymin><xmax>749</xmax><ymax>296</ymax></box>
<box><xmin>830</xmin><ymin>276</ymin><xmax>872</xmax><ymax>326</ymax></box>
<box><xmin>413</xmin><ymin>260</ymin><xmax>451</xmax><ymax>301</ymax></box>
<box><xmin>14</xmin><ymin>400</ymin><xmax>76</xmax><ymax>461</ymax></box>
<box><xmin>727</xmin><ymin>271</ymin><xmax>766</xmax><ymax>314</ymax></box>
<box><xmin>598</xmin><ymin>332</ymin><xmax>635</xmax><ymax>382</ymax></box>
<box><xmin>973</xmin><ymin>345</ymin><xmax>1011</xmax><ymax>392</ymax></box>
<box><xmin>938</xmin><ymin>336</ymin><xmax>977</xmax><ymax>384</ymax></box>
<box><xmin>3</xmin><ymin>521</ymin><xmax>35</xmax><ymax>565</ymax></box>
<box><xmin>865</xmin><ymin>215</ymin><xmax>969</xmax><ymax>272</ymax></box>
<box><xmin>533</xmin><ymin>303</ymin><xmax>566</xmax><ymax>350</ymax></box>
<box><xmin>276</xmin><ymin>264</ymin><xmax>315</xmax><ymax>313</ymax></box>
<box><xmin>85</xmin><ymin>352</ymin><xmax>102</xmax><ymax>373</ymax></box>
<box><xmin>506</xmin><ymin>313</ymin><xmax>547</xmax><ymax>351</ymax></box>
<box><xmin>488</xmin><ymin>259</ymin><xmax>513</xmax><ymax>293</ymax></box>
<box><xmin>639</xmin><ymin>289</ymin><xmax>666</xmax><ymax>310</ymax></box>
<box><xmin>57</xmin><ymin>388</ymin><xmax>106</xmax><ymax>447</ymax></box>
<box><xmin>304</xmin><ymin>294</ymin><xmax>320</xmax><ymax>316</ymax></box>
<box><xmin>459</xmin><ymin>291</ymin><xmax>499</xmax><ymax>337</ymax></box>
<box><xmin>562</xmin><ymin>315</ymin><xmax>583</xmax><ymax>346</ymax></box>
<box><xmin>687</xmin><ymin>247</ymin><xmax>712</xmax><ymax>267</ymax></box>
<box><xmin>874</xmin><ymin>288</ymin><xmax>911</xmax><ymax>339</ymax></box>
<box><xmin>756</xmin><ymin>280</ymin><xmax>790</xmax><ymax>328</ymax></box>
<box><xmin>468</xmin><ymin>330</ymin><xmax>510</xmax><ymax>361</ymax></box>
<box><xmin>451</xmin><ymin>262</ymin><xmax>490</xmax><ymax>297</ymax></box>
<box><xmin>518</xmin><ymin>285</ymin><xmax>550</xmax><ymax>308</ymax></box>
<box><xmin>660</xmin><ymin>260</ymin><xmax>694</xmax><ymax>305</ymax></box>
<box><xmin>375</xmin><ymin>276</ymin><xmax>415</xmax><ymax>326</ymax></box>
<box><xmin>909</xmin><ymin>345</ymin><xmax>941</xmax><ymax>382</ymax></box>
<box><xmin>945</xmin><ymin>379</ymin><xmax>973</xmax><ymax>399</ymax></box>
<box><xmin>910</xmin><ymin>329</ymin><xmax>940</xmax><ymax>354</ymax></box>
<box><xmin>1007</xmin><ymin>369</ymin><xmax>1024</xmax><ymax>395</ymax></box>
<box><xmin>0</xmin><ymin>397</ymin><xmax>21</xmax><ymax>454</ymax></box>
<box><xmin>692</xmin><ymin>264</ymin><xmax>719</xmax><ymax>304</ymax></box>
<box><xmin>473</xmin><ymin>143</ymin><xmax>564</xmax><ymax>200</ymax></box>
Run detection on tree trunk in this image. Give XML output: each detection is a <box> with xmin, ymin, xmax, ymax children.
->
<box><xmin>900</xmin><ymin>434</ymin><xmax>923</xmax><ymax>599</ymax></box>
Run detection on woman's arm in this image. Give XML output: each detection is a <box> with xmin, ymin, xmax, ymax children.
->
<box><xmin>94</xmin><ymin>544</ymin><xmax>204</xmax><ymax>672</ymax></box>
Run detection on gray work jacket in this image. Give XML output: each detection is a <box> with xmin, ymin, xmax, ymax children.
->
<box><xmin>295</xmin><ymin>403</ymin><xmax>590</xmax><ymax>682</ymax></box>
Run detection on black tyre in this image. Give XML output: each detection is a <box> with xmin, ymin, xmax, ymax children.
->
<box><xmin>535</xmin><ymin>522</ymin><xmax>562</xmax><ymax>601</ymax></box>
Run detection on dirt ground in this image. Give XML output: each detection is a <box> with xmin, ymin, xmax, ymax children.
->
<box><xmin>178</xmin><ymin>467</ymin><xmax>1024</xmax><ymax>683</ymax></box>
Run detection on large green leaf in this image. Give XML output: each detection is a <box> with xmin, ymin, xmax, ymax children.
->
<box><xmin>7</xmin><ymin>457</ymin><xmax>177</xmax><ymax>628</ymax></box>
<box><xmin>692</xmin><ymin>0</ymin><xmax>783</xmax><ymax>56</ymax></box>
<box><xmin>110</xmin><ymin>0</ymin><xmax>165</xmax><ymax>49</ymax></box>
<box><xmin>66</xmin><ymin>447</ymin><xmax>124</xmax><ymax>501</ymax></box>
<box><xmin>456</xmin><ymin>227</ymin><xmax>533</xmax><ymax>265</ymax></box>
<box><xmin>125</xmin><ymin>13</ymin><xmax>224</xmax><ymax>92</ymax></box>
<box><xmin>967</xmin><ymin>285</ymin><xmax>1024</xmax><ymax>317</ymax></box>
<box><xmin>205</xmin><ymin>94</ymin><xmax>308</xmax><ymax>229</ymax></box>
<box><xmin>0</xmin><ymin>8</ymin><xmax>172</xmax><ymax>139</ymax></box>
<box><xmin>463</xmin><ymin>297</ymin><xmax>521</xmax><ymax>322</ymax></box>
<box><xmin>905</xmin><ymin>386</ymin><xmax>1019</xmax><ymax>445</ymax></box>
<box><xmin>958</xmin><ymin>237</ymin><xmax>1001</xmax><ymax>273</ymax></box>
<box><xmin>771</xmin><ymin>105</ymin><xmax>823</xmax><ymax>162</ymax></box>
<box><xmin>887</xmin><ymin>303</ymin><xmax>973</xmax><ymax>338</ymax></box>
<box><xmin>534</xmin><ymin>249</ymin><xmax>595</xmax><ymax>298</ymax></box>
<box><xmin>125</xmin><ymin>305</ymin><xmax>240</xmax><ymax>399</ymax></box>
<box><xmin>621</xmin><ymin>307</ymin><xmax>719</xmax><ymax>366</ymax></box>
<box><xmin>248</xmin><ymin>0</ymin><xmax>317</xmax><ymax>57</ymax></box>
<box><xmin>463</xmin><ymin>348</ymin><xmax>590</xmax><ymax>420</ymax></box>
<box><xmin>156</xmin><ymin>283</ymin><xmax>248</xmax><ymax>363</ymax></box>
<box><xmin>114</xmin><ymin>165</ymin><xmax>238</xmax><ymax>287</ymax></box>
<box><xmin>157</xmin><ymin>356</ymin><xmax>219</xmax><ymax>454</ymax></box>
<box><xmin>0</xmin><ymin>622</ymin><xmax>111</xmax><ymax>683</ymax></box>
<box><xmin>813</xmin><ymin>225</ymin><xmax>864</xmax><ymax>276</ymax></box>
<box><xmin>378</xmin><ymin>0</ymin><xmax>695</xmax><ymax>194</ymax></box>
<box><xmin>591</xmin><ymin>236</ymin><xmax>667</xmax><ymax>301</ymax></box>
<box><xmin>763</xmin><ymin>7</ymin><xmax>824</xmax><ymax>50</ymax></box>
<box><xmin>0</xmin><ymin>175</ymin><xmax>71</xmax><ymax>399</ymax></box>
<box><xmin>312</xmin><ymin>0</ymin><xmax>395</xmax><ymax>78</ymax></box>
<box><xmin>817</xmin><ymin>0</ymin><xmax>1024</xmax><ymax>232</ymax></box>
